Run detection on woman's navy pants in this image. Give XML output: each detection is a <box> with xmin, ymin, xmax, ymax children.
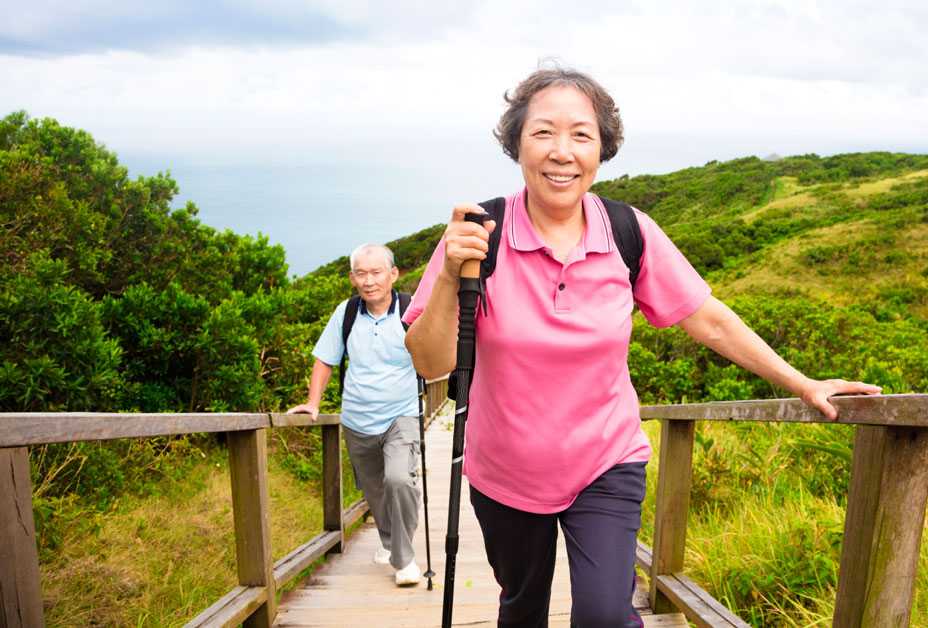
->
<box><xmin>470</xmin><ymin>461</ymin><xmax>647</xmax><ymax>628</ymax></box>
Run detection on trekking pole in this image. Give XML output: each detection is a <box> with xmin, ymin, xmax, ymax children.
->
<box><xmin>442</xmin><ymin>213</ymin><xmax>487</xmax><ymax>628</ymax></box>
<box><xmin>417</xmin><ymin>375</ymin><xmax>436</xmax><ymax>590</ymax></box>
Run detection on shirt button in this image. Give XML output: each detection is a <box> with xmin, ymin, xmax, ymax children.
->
<box><xmin>558</xmin><ymin>283</ymin><xmax>566</xmax><ymax>291</ymax></box>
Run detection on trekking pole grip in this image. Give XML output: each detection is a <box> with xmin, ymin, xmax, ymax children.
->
<box><xmin>462</xmin><ymin>212</ymin><xmax>489</xmax><ymax>280</ymax></box>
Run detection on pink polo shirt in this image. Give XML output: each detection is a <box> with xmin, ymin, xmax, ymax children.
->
<box><xmin>403</xmin><ymin>189</ymin><xmax>710</xmax><ymax>513</ymax></box>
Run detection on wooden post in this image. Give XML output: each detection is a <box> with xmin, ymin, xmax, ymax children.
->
<box><xmin>649</xmin><ymin>419</ymin><xmax>695</xmax><ymax>614</ymax></box>
<box><xmin>322</xmin><ymin>424</ymin><xmax>343</xmax><ymax>554</ymax></box>
<box><xmin>834</xmin><ymin>425</ymin><xmax>928</xmax><ymax>627</ymax></box>
<box><xmin>228</xmin><ymin>429</ymin><xmax>276</xmax><ymax>628</ymax></box>
<box><xmin>0</xmin><ymin>447</ymin><xmax>45</xmax><ymax>628</ymax></box>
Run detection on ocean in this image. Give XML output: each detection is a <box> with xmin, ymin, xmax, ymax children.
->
<box><xmin>123</xmin><ymin>143</ymin><xmax>526</xmax><ymax>277</ymax></box>
<box><xmin>121</xmin><ymin>133</ymin><xmax>815</xmax><ymax>278</ymax></box>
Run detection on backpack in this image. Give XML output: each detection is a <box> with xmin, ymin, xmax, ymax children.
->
<box><xmin>447</xmin><ymin>194</ymin><xmax>644</xmax><ymax>400</ymax></box>
<box><xmin>475</xmin><ymin>194</ymin><xmax>644</xmax><ymax>287</ymax></box>
<box><xmin>338</xmin><ymin>291</ymin><xmax>412</xmax><ymax>396</ymax></box>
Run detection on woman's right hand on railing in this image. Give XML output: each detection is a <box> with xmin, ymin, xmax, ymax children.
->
<box><xmin>798</xmin><ymin>378</ymin><xmax>882</xmax><ymax>421</ymax></box>
<box><xmin>439</xmin><ymin>203</ymin><xmax>496</xmax><ymax>281</ymax></box>
<box><xmin>286</xmin><ymin>404</ymin><xmax>320</xmax><ymax>421</ymax></box>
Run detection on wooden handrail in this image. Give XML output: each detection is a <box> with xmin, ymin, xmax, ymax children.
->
<box><xmin>0</xmin><ymin>413</ymin><xmax>269</xmax><ymax>447</ymax></box>
<box><xmin>642</xmin><ymin>393</ymin><xmax>928</xmax><ymax>627</ymax></box>
<box><xmin>640</xmin><ymin>393</ymin><xmax>928</xmax><ymax>426</ymax></box>
<box><xmin>4</xmin><ymin>391</ymin><xmax>925</xmax><ymax>627</ymax></box>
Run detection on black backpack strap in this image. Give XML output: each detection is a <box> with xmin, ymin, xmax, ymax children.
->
<box><xmin>340</xmin><ymin>292</ymin><xmax>413</xmax><ymax>395</ymax></box>
<box><xmin>398</xmin><ymin>291</ymin><xmax>412</xmax><ymax>331</ymax></box>
<box><xmin>598</xmin><ymin>196</ymin><xmax>644</xmax><ymax>291</ymax></box>
<box><xmin>477</xmin><ymin>197</ymin><xmax>507</xmax><ymax>280</ymax></box>
<box><xmin>339</xmin><ymin>295</ymin><xmax>362</xmax><ymax>396</ymax></box>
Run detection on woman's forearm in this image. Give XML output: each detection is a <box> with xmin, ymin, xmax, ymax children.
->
<box><xmin>678</xmin><ymin>296</ymin><xmax>811</xmax><ymax>395</ymax></box>
<box><xmin>405</xmin><ymin>271</ymin><xmax>460</xmax><ymax>379</ymax></box>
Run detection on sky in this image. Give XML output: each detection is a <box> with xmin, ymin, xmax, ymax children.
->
<box><xmin>2</xmin><ymin>1</ymin><xmax>927</xmax><ymax>274</ymax></box>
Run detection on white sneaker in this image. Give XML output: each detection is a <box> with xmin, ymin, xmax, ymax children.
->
<box><xmin>373</xmin><ymin>546</ymin><xmax>391</xmax><ymax>565</ymax></box>
<box><xmin>394</xmin><ymin>560</ymin><xmax>421</xmax><ymax>586</ymax></box>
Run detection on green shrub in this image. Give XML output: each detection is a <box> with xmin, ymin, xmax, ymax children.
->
<box><xmin>0</xmin><ymin>252</ymin><xmax>122</xmax><ymax>411</ymax></box>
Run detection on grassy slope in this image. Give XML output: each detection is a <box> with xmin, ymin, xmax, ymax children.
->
<box><xmin>708</xmin><ymin>169</ymin><xmax>928</xmax><ymax>313</ymax></box>
<box><xmin>40</xmin><ymin>432</ymin><xmax>362</xmax><ymax>627</ymax></box>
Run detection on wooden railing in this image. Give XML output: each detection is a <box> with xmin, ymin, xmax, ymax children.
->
<box><xmin>4</xmin><ymin>388</ymin><xmax>923</xmax><ymax>627</ymax></box>
<box><xmin>638</xmin><ymin>393</ymin><xmax>928</xmax><ymax>628</ymax></box>
<box><xmin>0</xmin><ymin>376</ymin><xmax>450</xmax><ymax>628</ymax></box>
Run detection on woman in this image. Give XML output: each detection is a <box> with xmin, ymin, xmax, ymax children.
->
<box><xmin>402</xmin><ymin>68</ymin><xmax>879</xmax><ymax>627</ymax></box>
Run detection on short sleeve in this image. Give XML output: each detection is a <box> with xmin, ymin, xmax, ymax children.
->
<box><xmin>312</xmin><ymin>300</ymin><xmax>349</xmax><ymax>366</ymax></box>
<box><xmin>633</xmin><ymin>209</ymin><xmax>711</xmax><ymax>328</ymax></box>
<box><xmin>401</xmin><ymin>237</ymin><xmax>447</xmax><ymax>326</ymax></box>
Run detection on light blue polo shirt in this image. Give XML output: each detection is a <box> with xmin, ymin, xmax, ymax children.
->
<box><xmin>313</xmin><ymin>292</ymin><xmax>418</xmax><ymax>435</ymax></box>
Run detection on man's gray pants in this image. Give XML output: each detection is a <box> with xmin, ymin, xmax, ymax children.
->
<box><xmin>343</xmin><ymin>415</ymin><xmax>421</xmax><ymax>570</ymax></box>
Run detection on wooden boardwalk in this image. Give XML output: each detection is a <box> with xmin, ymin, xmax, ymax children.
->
<box><xmin>276</xmin><ymin>408</ymin><xmax>686</xmax><ymax>627</ymax></box>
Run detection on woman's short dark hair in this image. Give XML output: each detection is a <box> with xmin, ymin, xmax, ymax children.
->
<box><xmin>494</xmin><ymin>68</ymin><xmax>624</xmax><ymax>163</ymax></box>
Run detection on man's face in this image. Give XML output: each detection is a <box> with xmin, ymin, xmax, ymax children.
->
<box><xmin>349</xmin><ymin>250</ymin><xmax>399</xmax><ymax>308</ymax></box>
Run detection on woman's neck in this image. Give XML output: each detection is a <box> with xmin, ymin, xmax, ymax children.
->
<box><xmin>525</xmin><ymin>196</ymin><xmax>585</xmax><ymax>262</ymax></box>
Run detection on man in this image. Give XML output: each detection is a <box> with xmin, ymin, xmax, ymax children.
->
<box><xmin>287</xmin><ymin>243</ymin><xmax>422</xmax><ymax>586</ymax></box>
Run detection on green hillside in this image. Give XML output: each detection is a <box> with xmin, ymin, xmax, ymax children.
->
<box><xmin>373</xmin><ymin>152</ymin><xmax>928</xmax><ymax>320</ymax></box>
<box><xmin>366</xmin><ymin>152</ymin><xmax>928</xmax><ymax>403</ymax></box>
<box><xmin>595</xmin><ymin>154</ymin><xmax>928</xmax><ymax>314</ymax></box>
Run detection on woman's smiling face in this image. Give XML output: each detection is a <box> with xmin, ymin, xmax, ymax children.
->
<box><xmin>518</xmin><ymin>85</ymin><xmax>602</xmax><ymax>216</ymax></box>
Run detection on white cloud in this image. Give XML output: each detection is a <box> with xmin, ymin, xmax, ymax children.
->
<box><xmin>0</xmin><ymin>1</ymin><xmax>925</xmax><ymax>165</ymax></box>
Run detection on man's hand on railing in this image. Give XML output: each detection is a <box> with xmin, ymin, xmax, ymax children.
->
<box><xmin>798</xmin><ymin>378</ymin><xmax>883</xmax><ymax>420</ymax></box>
<box><xmin>286</xmin><ymin>404</ymin><xmax>320</xmax><ymax>421</ymax></box>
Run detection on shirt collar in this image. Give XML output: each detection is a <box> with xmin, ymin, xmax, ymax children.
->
<box><xmin>360</xmin><ymin>290</ymin><xmax>399</xmax><ymax>317</ymax></box>
<box><xmin>508</xmin><ymin>188</ymin><xmax>614</xmax><ymax>255</ymax></box>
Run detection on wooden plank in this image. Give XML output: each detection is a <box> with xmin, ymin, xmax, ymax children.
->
<box><xmin>425</xmin><ymin>376</ymin><xmax>449</xmax><ymax>420</ymax></box>
<box><xmin>0</xmin><ymin>413</ymin><xmax>268</xmax><ymax>446</ymax></box>
<box><xmin>636</xmin><ymin>540</ymin><xmax>748</xmax><ymax>627</ymax></box>
<box><xmin>228</xmin><ymin>429</ymin><xmax>276</xmax><ymax>628</ymax></box>
<box><xmin>322</xmin><ymin>424</ymin><xmax>343</xmax><ymax>555</ymax></box>
<box><xmin>184</xmin><ymin>585</ymin><xmax>267</xmax><ymax>628</ymax></box>
<box><xmin>673</xmin><ymin>574</ymin><xmax>749</xmax><ymax>627</ymax></box>
<box><xmin>640</xmin><ymin>394</ymin><xmax>928</xmax><ymax>427</ymax></box>
<box><xmin>650</xmin><ymin>420</ymin><xmax>695</xmax><ymax>614</ymax></box>
<box><xmin>273</xmin><ymin>531</ymin><xmax>342</xmax><ymax>589</ymax></box>
<box><xmin>655</xmin><ymin>574</ymin><xmax>747</xmax><ymax>628</ymax></box>
<box><xmin>0</xmin><ymin>447</ymin><xmax>44</xmax><ymax>628</ymax></box>
<box><xmin>834</xmin><ymin>425</ymin><xmax>887</xmax><ymax>626</ymax></box>
<box><xmin>636</xmin><ymin>539</ymin><xmax>653</xmax><ymax>572</ymax></box>
<box><xmin>343</xmin><ymin>499</ymin><xmax>369</xmax><ymax>530</ymax></box>
<box><xmin>269</xmin><ymin>413</ymin><xmax>341</xmax><ymax>428</ymax></box>
<box><xmin>861</xmin><ymin>425</ymin><xmax>928</xmax><ymax>624</ymax></box>
<box><xmin>833</xmin><ymin>425</ymin><xmax>928</xmax><ymax>626</ymax></box>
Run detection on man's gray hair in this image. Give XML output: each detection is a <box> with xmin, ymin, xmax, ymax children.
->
<box><xmin>349</xmin><ymin>243</ymin><xmax>395</xmax><ymax>271</ymax></box>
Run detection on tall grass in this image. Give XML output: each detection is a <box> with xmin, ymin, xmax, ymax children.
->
<box><xmin>38</xmin><ymin>429</ymin><xmax>362</xmax><ymax>627</ymax></box>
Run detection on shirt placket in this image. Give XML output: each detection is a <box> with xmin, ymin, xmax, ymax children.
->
<box><xmin>554</xmin><ymin>264</ymin><xmax>572</xmax><ymax>313</ymax></box>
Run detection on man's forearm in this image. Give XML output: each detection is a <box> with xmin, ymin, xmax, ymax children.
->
<box><xmin>307</xmin><ymin>359</ymin><xmax>334</xmax><ymax>406</ymax></box>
